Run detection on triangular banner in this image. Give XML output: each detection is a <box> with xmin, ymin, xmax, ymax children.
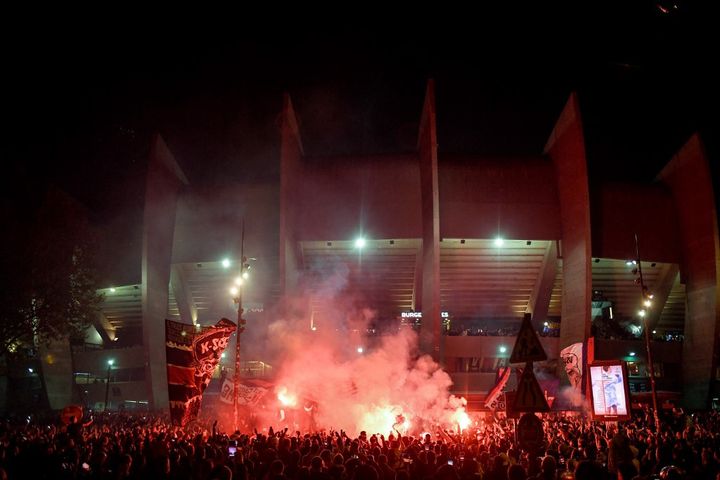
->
<box><xmin>510</xmin><ymin>313</ymin><xmax>547</xmax><ymax>363</ymax></box>
<box><xmin>512</xmin><ymin>362</ymin><xmax>550</xmax><ymax>412</ymax></box>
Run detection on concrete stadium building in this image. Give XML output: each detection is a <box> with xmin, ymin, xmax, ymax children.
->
<box><xmin>19</xmin><ymin>82</ymin><xmax>718</xmax><ymax>414</ymax></box>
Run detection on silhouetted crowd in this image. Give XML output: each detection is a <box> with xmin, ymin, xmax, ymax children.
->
<box><xmin>1</xmin><ymin>408</ymin><xmax>719</xmax><ymax>480</ymax></box>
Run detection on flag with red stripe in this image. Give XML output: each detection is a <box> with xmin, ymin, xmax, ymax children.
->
<box><xmin>485</xmin><ymin>367</ymin><xmax>512</xmax><ymax>410</ymax></box>
<box><xmin>166</xmin><ymin>318</ymin><xmax>236</xmax><ymax>426</ymax></box>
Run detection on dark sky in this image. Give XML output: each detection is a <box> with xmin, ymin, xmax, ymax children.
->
<box><xmin>5</xmin><ymin>3</ymin><xmax>718</xmax><ymax>224</ymax></box>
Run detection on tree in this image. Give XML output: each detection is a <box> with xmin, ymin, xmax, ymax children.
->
<box><xmin>0</xmin><ymin>188</ymin><xmax>104</xmax><ymax>357</ymax></box>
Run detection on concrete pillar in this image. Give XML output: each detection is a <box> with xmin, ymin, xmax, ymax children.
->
<box><xmin>646</xmin><ymin>264</ymin><xmax>680</xmax><ymax>332</ymax></box>
<box><xmin>170</xmin><ymin>264</ymin><xmax>198</xmax><ymax>325</ymax></box>
<box><xmin>279</xmin><ymin>93</ymin><xmax>305</xmax><ymax>299</ymax></box>
<box><xmin>141</xmin><ymin>134</ymin><xmax>188</xmax><ymax>410</ymax></box>
<box><xmin>658</xmin><ymin>134</ymin><xmax>720</xmax><ymax>409</ymax></box>
<box><xmin>544</xmin><ymin>93</ymin><xmax>593</xmax><ymax>350</ymax></box>
<box><xmin>417</xmin><ymin>80</ymin><xmax>441</xmax><ymax>361</ymax></box>
<box><xmin>526</xmin><ymin>242</ymin><xmax>559</xmax><ymax>329</ymax></box>
<box><xmin>39</xmin><ymin>338</ymin><xmax>74</xmax><ymax>409</ymax></box>
<box><xmin>93</xmin><ymin>312</ymin><xmax>116</xmax><ymax>344</ymax></box>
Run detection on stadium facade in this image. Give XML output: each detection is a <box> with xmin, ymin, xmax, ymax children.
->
<box><xmin>10</xmin><ymin>82</ymin><xmax>718</xmax><ymax>414</ymax></box>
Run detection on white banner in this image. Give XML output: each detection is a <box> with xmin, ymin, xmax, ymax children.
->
<box><xmin>560</xmin><ymin>342</ymin><xmax>584</xmax><ymax>391</ymax></box>
<box><xmin>219</xmin><ymin>378</ymin><xmax>269</xmax><ymax>406</ymax></box>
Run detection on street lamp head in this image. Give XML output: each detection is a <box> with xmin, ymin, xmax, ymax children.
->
<box><xmin>230</xmin><ymin>286</ymin><xmax>239</xmax><ymax>296</ymax></box>
<box><xmin>242</xmin><ymin>271</ymin><xmax>249</xmax><ymax>280</ymax></box>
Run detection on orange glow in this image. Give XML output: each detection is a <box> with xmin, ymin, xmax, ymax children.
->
<box><xmin>451</xmin><ymin>408</ymin><xmax>471</xmax><ymax>432</ymax></box>
<box><xmin>360</xmin><ymin>406</ymin><xmax>396</xmax><ymax>434</ymax></box>
<box><xmin>277</xmin><ymin>386</ymin><xmax>298</xmax><ymax>407</ymax></box>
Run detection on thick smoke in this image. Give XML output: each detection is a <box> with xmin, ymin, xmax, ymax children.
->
<box><xmin>244</xmin><ymin>259</ymin><xmax>469</xmax><ymax>436</ymax></box>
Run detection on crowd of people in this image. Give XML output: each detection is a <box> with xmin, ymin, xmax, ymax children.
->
<box><xmin>1</xmin><ymin>408</ymin><xmax>719</xmax><ymax>480</ymax></box>
<box><xmin>446</xmin><ymin>327</ymin><xmax>560</xmax><ymax>338</ymax></box>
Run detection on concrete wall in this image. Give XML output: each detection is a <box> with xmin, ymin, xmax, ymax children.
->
<box><xmin>439</xmin><ymin>155</ymin><xmax>560</xmax><ymax>240</ymax></box>
<box><xmin>292</xmin><ymin>155</ymin><xmax>423</xmax><ymax>240</ymax></box>
<box><xmin>82</xmin><ymin>381</ymin><xmax>147</xmax><ymax>411</ymax></box>
<box><xmin>73</xmin><ymin>346</ymin><xmax>145</xmax><ymax>373</ymax></box>
<box><xmin>444</xmin><ymin>335</ymin><xmax>560</xmax><ymax>359</ymax></box>
<box><xmin>591</xmin><ymin>183</ymin><xmax>681</xmax><ymax>263</ymax></box>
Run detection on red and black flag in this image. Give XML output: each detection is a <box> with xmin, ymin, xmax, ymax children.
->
<box><xmin>166</xmin><ymin>318</ymin><xmax>236</xmax><ymax>426</ymax></box>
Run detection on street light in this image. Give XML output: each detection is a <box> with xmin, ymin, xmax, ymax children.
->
<box><xmin>104</xmin><ymin>359</ymin><xmax>114</xmax><ymax>411</ymax></box>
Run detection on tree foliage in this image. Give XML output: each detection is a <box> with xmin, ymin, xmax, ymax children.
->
<box><xmin>0</xmin><ymin>188</ymin><xmax>104</xmax><ymax>357</ymax></box>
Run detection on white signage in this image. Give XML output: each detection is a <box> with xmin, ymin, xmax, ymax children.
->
<box><xmin>400</xmin><ymin>311</ymin><xmax>449</xmax><ymax>318</ymax></box>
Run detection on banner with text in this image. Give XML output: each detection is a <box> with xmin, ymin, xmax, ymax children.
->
<box><xmin>166</xmin><ymin>318</ymin><xmax>236</xmax><ymax>426</ymax></box>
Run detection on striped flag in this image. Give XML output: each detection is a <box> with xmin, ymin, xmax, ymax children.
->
<box><xmin>166</xmin><ymin>318</ymin><xmax>236</xmax><ymax>426</ymax></box>
<box><xmin>485</xmin><ymin>367</ymin><xmax>512</xmax><ymax>410</ymax></box>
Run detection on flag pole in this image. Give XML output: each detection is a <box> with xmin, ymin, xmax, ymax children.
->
<box><xmin>635</xmin><ymin>233</ymin><xmax>660</xmax><ymax>432</ymax></box>
<box><xmin>233</xmin><ymin>221</ymin><xmax>246</xmax><ymax>433</ymax></box>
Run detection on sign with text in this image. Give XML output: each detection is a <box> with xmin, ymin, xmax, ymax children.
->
<box><xmin>400</xmin><ymin>311</ymin><xmax>449</xmax><ymax>318</ymax></box>
<box><xmin>219</xmin><ymin>378</ymin><xmax>270</xmax><ymax>406</ymax></box>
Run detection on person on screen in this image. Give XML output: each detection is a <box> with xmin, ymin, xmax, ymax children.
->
<box><xmin>602</xmin><ymin>365</ymin><xmax>623</xmax><ymax>414</ymax></box>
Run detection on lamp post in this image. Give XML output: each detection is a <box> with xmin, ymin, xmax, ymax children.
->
<box><xmin>104</xmin><ymin>359</ymin><xmax>114</xmax><ymax>411</ymax></box>
<box><xmin>634</xmin><ymin>234</ymin><xmax>660</xmax><ymax>432</ymax></box>
<box><xmin>231</xmin><ymin>224</ymin><xmax>251</xmax><ymax>433</ymax></box>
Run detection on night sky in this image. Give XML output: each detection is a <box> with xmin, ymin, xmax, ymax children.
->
<box><xmin>5</xmin><ymin>4</ymin><xmax>718</xmax><ymax>234</ymax></box>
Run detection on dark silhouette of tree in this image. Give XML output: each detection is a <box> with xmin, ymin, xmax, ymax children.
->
<box><xmin>0</xmin><ymin>188</ymin><xmax>103</xmax><ymax>357</ymax></box>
